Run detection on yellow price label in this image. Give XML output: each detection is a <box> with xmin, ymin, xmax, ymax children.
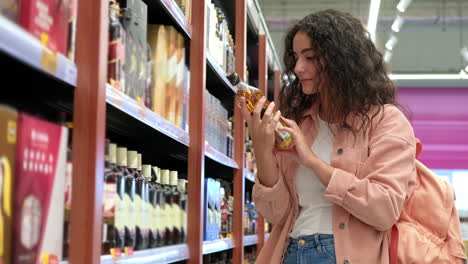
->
<box><xmin>40</xmin><ymin>49</ymin><xmax>58</xmax><ymax>74</ymax></box>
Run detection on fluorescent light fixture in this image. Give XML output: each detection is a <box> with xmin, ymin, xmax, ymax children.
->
<box><xmin>384</xmin><ymin>50</ymin><xmax>393</xmax><ymax>63</ymax></box>
<box><xmin>385</xmin><ymin>35</ymin><xmax>398</xmax><ymax>51</ymax></box>
<box><xmin>367</xmin><ymin>0</ymin><xmax>381</xmax><ymax>43</ymax></box>
<box><xmin>391</xmin><ymin>16</ymin><xmax>404</xmax><ymax>32</ymax></box>
<box><xmin>397</xmin><ymin>0</ymin><xmax>412</xmax><ymax>12</ymax></box>
<box><xmin>389</xmin><ymin>73</ymin><xmax>468</xmax><ymax>80</ymax></box>
<box><xmin>461</xmin><ymin>47</ymin><xmax>468</xmax><ymax>62</ymax></box>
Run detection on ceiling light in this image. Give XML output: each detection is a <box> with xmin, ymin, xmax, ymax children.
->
<box><xmin>391</xmin><ymin>16</ymin><xmax>404</xmax><ymax>32</ymax></box>
<box><xmin>385</xmin><ymin>35</ymin><xmax>398</xmax><ymax>51</ymax></box>
<box><xmin>367</xmin><ymin>0</ymin><xmax>381</xmax><ymax>43</ymax></box>
<box><xmin>389</xmin><ymin>74</ymin><xmax>468</xmax><ymax>80</ymax></box>
<box><xmin>397</xmin><ymin>0</ymin><xmax>412</xmax><ymax>13</ymax></box>
<box><xmin>461</xmin><ymin>47</ymin><xmax>468</xmax><ymax>62</ymax></box>
<box><xmin>384</xmin><ymin>50</ymin><xmax>393</xmax><ymax>63</ymax></box>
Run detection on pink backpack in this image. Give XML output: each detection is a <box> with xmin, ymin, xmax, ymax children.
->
<box><xmin>389</xmin><ymin>139</ymin><xmax>467</xmax><ymax>263</ymax></box>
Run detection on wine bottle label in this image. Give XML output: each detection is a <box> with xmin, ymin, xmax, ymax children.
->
<box><xmin>275</xmin><ymin>122</ymin><xmax>292</xmax><ymax>141</ymax></box>
<box><xmin>154</xmin><ymin>204</ymin><xmax>161</xmax><ymax>234</ymax></box>
<box><xmin>168</xmin><ymin>204</ymin><xmax>176</xmax><ymax>229</ymax></box>
<box><xmin>103</xmin><ymin>183</ymin><xmax>117</xmax><ymax>217</ymax></box>
<box><xmin>173</xmin><ymin>204</ymin><xmax>181</xmax><ymax>230</ymax></box>
<box><xmin>134</xmin><ymin>194</ymin><xmax>142</xmax><ymax>229</ymax></box>
<box><xmin>115</xmin><ymin>193</ymin><xmax>126</xmax><ymax>234</ymax></box>
<box><xmin>125</xmin><ymin>194</ymin><xmax>135</xmax><ymax>234</ymax></box>
<box><xmin>160</xmin><ymin>204</ymin><xmax>168</xmax><ymax>231</ymax></box>
<box><xmin>181</xmin><ymin>209</ymin><xmax>187</xmax><ymax>230</ymax></box>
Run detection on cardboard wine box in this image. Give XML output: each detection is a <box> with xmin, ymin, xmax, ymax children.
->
<box><xmin>19</xmin><ymin>0</ymin><xmax>70</xmax><ymax>54</ymax></box>
<box><xmin>12</xmin><ymin>113</ymin><xmax>68</xmax><ymax>264</ymax></box>
<box><xmin>0</xmin><ymin>105</ymin><xmax>17</xmax><ymax>264</ymax></box>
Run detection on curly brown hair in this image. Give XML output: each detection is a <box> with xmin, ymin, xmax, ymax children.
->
<box><xmin>279</xmin><ymin>9</ymin><xmax>396</xmax><ymax>132</ymax></box>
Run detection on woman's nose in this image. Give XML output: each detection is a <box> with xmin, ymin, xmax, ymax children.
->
<box><xmin>294</xmin><ymin>58</ymin><xmax>304</xmax><ymax>74</ymax></box>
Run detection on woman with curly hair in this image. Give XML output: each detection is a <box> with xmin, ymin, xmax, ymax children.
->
<box><xmin>239</xmin><ymin>9</ymin><xmax>417</xmax><ymax>264</ymax></box>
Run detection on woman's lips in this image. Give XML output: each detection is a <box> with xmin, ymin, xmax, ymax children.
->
<box><xmin>300</xmin><ymin>79</ymin><xmax>312</xmax><ymax>83</ymax></box>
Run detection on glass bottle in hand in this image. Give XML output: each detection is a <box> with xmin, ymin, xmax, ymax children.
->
<box><xmin>227</xmin><ymin>72</ymin><xmax>293</xmax><ymax>149</ymax></box>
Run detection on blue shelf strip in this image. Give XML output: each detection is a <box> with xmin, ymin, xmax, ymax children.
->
<box><xmin>106</xmin><ymin>85</ymin><xmax>190</xmax><ymax>146</ymax></box>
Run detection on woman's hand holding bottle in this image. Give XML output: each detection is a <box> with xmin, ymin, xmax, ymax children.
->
<box><xmin>239</xmin><ymin>96</ymin><xmax>281</xmax><ymax>187</ymax></box>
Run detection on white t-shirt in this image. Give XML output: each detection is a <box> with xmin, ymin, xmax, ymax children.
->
<box><xmin>290</xmin><ymin>118</ymin><xmax>335</xmax><ymax>238</ymax></box>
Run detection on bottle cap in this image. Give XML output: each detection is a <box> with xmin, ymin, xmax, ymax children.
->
<box><xmin>127</xmin><ymin>151</ymin><xmax>138</xmax><ymax>169</ymax></box>
<box><xmin>116</xmin><ymin>147</ymin><xmax>127</xmax><ymax>166</ymax></box>
<box><xmin>152</xmin><ymin>166</ymin><xmax>160</xmax><ymax>183</ymax></box>
<box><xmin>142</xmin><ymin>165</ymin><xmax>152</xmax><ymax>180</ymax></box>
<box><xmin>109</xmin><ymin>144</ymin><xmax>117</xmax><ymax>164</ymax></box>
<box><xmin>226</xmin><ymin>72</ymin><xmax>240</xmax><ymax>86</ymax></box>
<box><xmin>178</xmin><ymin>179</ymin><xmax>185</xmax><ymax>192</ymax></box>
<box><xmin>169</xmin><ymin>171</ymin><xmax>178</xmax><ymax>186</ymax></box>
<box><xmin>137</xmin><ymin>153</ymin><xmax>142</xmax><ymax>170</ymax></box>
<box><xmin>160</xmin><ymin>169</ymin><xmax>170</xmax><ymax>185</ymax></box>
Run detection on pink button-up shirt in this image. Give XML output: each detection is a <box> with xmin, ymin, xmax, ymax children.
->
<box><xmin>253</xmin><ymin>105</ymin><xmax>417</xmax><ymax>264</ymax></box>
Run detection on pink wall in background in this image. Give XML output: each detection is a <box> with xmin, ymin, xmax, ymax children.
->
<box><xmin>397</xmin><ymin>87</ymin><xmax>468</xmax><ymax>169</ymax></box>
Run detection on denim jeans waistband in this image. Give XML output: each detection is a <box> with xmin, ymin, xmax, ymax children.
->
<box><xmin>288</xmin><ymin>234</ymin><xmax>334</xmax><ymax>248</ymax></box>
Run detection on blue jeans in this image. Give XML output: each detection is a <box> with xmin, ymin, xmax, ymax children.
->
<box><xmin>283</xmin><ymin>234</ymin><xmax>336</xmax><ymax>264</ymax></box>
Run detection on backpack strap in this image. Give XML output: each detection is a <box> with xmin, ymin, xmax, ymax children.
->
<box><xmin>390</xmin><ymin>224</ymin><xmax>399</xmax><ymax>264</ymax></box>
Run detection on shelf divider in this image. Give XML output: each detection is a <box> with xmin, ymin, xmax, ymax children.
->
<box><xmin>233</xmin><ymin>0</ymin><xmax>247</xmax><ymax>263</ymax></box>
<box><xmin>256</xmin><ymin>34</ymin><xmax>267</xmax><ymax>254</ymax></box>
<box><xmin>186</xmin><ymin>0</ymin><xmax>207</xmax><ymax>262</ymax></box>
<box><xmin>68</xmin><ymin>0</ymin><xmax>108</xmax><ymax>262</ymax></box>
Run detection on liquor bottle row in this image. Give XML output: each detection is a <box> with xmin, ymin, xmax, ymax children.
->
<box><xmin>206</xmin><ymin>0</ymin><xmax>235</xmax><ymax>75</ymax></box>
<box><xmin>108</xmin><ymin>0</ymin><xmax>190</xmax><ymax>130</ymax></box>
<box><xmin>204</xmin><ymin>178</ymin><xmax>234</xmax><ymax>241</ymax></box>
<box><xmin>204</xmin><ymin>89</ymin><xmax>233</xmax><ymax>156</ymax></box>
<box><xmin>245</xmin><ymin>137</ymin><xmax>256</xmax><ymax>175</ymax></box>
<box><xmin>244</xmin><ymin>246</ymin><xmax>258</xmax><ymax>264</ymax></box>
<box><xmin>203</xmin><ymin>250</ymin><xmax>233</xmax><ymax>264</ymax></box>
<box><xmin>244</xmin><ymin>192</ymin><xmax>258</xmax><ymax>235</ymax></box>
<box><xmin>0</xmin><ymin>105</ymin><xmax>70</xmax><ymax>264</ymax></box>
<box><xmin>0</xmin><ymin>0</ymin><xmax>77</xmax><ymax>60</ymax></box>
<box><xmin>100</xmin><ymin>141</ymin><xmax>188</xmax><ymax>258</ymax></box>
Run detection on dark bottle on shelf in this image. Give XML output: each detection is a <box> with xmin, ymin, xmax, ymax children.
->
<box><xmin>169</xmin><ymin>171</ymin><xmax>181</xmax><ymax>244</ymax></box>
<box><xmin>244</xmin><ymin>192</ymin><xmax>251</xmax><ymax>235</ymax></box>
<box><xmin>118</xmin><ymin>147</ymin><xmax>135</xmax><ymax>253</ymax></box>
<box><xmin>160</xmin><ymin>169</ymin><xmax>173</xmax><ymax>245</ymax></box>
<box><xmin>127</xmin><ymin>150</ymin><xmax>146</xmax><ymax>250</ymax></box>
<box><xmin>103</xmin><ymin>143</ymin><xmax>126</xmax><ymax>255</ymax></box>
<box><xmin>108</xmin><ymin>0</ymin><xmax>126</xmax><ymax>91</ymax></box>
<box><xmin>145</xmin><ymin>165</ymin><xmax>157</xmax><ymax>248</ymax></box>
<box><xmin>220</xmin><ymin>187</ymin><xmax>228</xmax><ymax>238</ymax></box>
<box><xmin>141</xmin><ymin>164</ymin><xmax>153</xmax><ymax>249</ymax></box>
<box><xmin>152</xmin><ymin>167</ymin><xmax>166</xmax><ymax>247</ymax></box>
<box><xmin>178</xmin><ymin>179</ymin><xmax>187</xmax><ymax>244</ymax></box>
<box><xmin>137</xmin><ymin>153</ymin><xmax>150</xmax><ymax>250</ymax></box>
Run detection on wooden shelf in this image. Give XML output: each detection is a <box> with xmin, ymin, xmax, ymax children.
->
<box><xmin>106</xmin><ymin>85</ymin><xmax>190</xmax><ymax>147</ymax></box>
<box><xmin>205</xmin><ymin>141</ymin><xmax>239</xmax><ymax>169</ymax></box>
<box><xmin>206</xmin><ymin>51</ymin><xmax>237</xmax><ymax>95</ymax></box>
<box><xmin>0</xmin><ymin>15</ymin><xmax>77</xmax><ymax>87</ymax></box>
